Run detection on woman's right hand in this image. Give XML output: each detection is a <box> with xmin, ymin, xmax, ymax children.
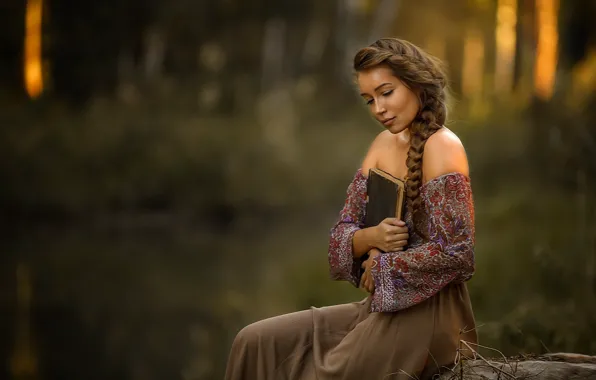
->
<box><xmin>372</xmin><ymin>218</ymin><xmax>409</xmax><ymax>252</ymax></box>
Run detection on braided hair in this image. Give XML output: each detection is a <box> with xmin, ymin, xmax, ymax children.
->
<box><xmin>353</xmin><ymin>38</ymin><xmax>449</xmax><ymax>232</ymax></box>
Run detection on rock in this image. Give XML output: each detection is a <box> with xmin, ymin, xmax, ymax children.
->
<box><xmin>439</xmin><ymin>353</ymin><xmax>596</xmax><ymax>379</ymax></box>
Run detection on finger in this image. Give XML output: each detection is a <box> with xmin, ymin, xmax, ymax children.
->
<box><xmin>384</xmin><ymin>218</ymin><xmax>406</xmax><ymax>227</ymax></box>
<box><xmin>396</xmin><ymin>239</ymin><xmax>408</xmax><ymax>247</ymax></box>
<box><xmin>385</xmin><ymin>226</ymin><xmax>409</xmax><ymax>235</ymax></box>
<box><xmin>382</xmin><ymin>229</ymin><xmax>403</xmax><ymax>241</ymax></box>
<box><xmin>385</xmin><ymin>235</ymin><xmax>408</xmax><ymax>243</ymax></box>
<box><xmin>394</xmin><ymin>226</ymin><xmax>409</xmax><ymax>234</ymax></box>
<box><xmin>368</xmin><ymin>275</ymin><xmax>375</xmax><ymax>292</ymax></box>
<box><xmin>385</xmin><ymin>232</ymin><xmax>409</xmax><ymax>242</ymax></box>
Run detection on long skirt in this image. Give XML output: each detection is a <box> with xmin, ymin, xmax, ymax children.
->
<box><xmin>224</xmin><ymin>283</ymin><xmax>477</xmax><ymax>380</ymax></box>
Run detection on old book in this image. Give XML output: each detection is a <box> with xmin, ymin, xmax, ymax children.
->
<box><xmin>364</xmin><ymin>168</ymin><xmax>406</xmax><ymax>229</ymax></box>
<box><xmin>360</xmin><ymin>168</ymin><xmax>406</xmax><ymax>276</ymax></box>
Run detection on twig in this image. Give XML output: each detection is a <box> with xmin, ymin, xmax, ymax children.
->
<box><xmin>463</xmin><ymin>340</ymin><xmax>511</xmax><ymax>366</ymax></box>
<box><xmin>396</xmin><ymin>369</ymin><xmax>419</xmax><ymax>379</ymax></box>
<box><xmin>384</xmin><ymin>368</ymin><xmax>418</xmax><ymax>379</ymax></box>
<box><xmin>539</xmin><ymin>340</ymin><xmax>551</xmax><ymax>354</ymax></box>
<box><xmin>460</xmin><ymin>340</ymin><xmax>518</xmax><ymax>380</ymax></box>
<box><xmin>459</xmin><ymin>338</ymin><xmax>464</xmax><ymax>379</ymax></box>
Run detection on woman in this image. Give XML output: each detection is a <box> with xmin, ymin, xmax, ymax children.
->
<box><xmin>224</xmin><ymin>37</ymin><xmax>477</xmax><ymax>380</ymax></box>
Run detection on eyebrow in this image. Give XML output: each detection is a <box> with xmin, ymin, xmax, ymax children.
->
<box><xmin>360</xmin><ymin>82</ymin><xmax>392</xmax><ymax>96</ymax></box>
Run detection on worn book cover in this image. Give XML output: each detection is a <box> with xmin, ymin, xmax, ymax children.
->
<box><xmin>360</xmin><ymin>168</ymin><xmax>406</xmax><ymax>276</ymax></box>
<box><xmin>364</xmin><ymin>168</ymin><xmax>405</xmax><ymax>229</ymax></box>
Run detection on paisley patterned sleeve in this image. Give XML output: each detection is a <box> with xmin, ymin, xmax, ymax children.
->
<box><xmin>369</xmin><ymin>173</ymin><xmax>475</xmax><ymax>313</ymax></box>
<box><xmin>328</xmin><ymin>169</ymin><xmax>368</xmax><ymax>287</ymax></box>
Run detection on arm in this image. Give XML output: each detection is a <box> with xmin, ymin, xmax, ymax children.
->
<box><xmin>328</xmin><ymin>133</ymin><xmax>386</xmax><ymax>285</ymax></box>
<box><xmin>329</xmin><ymin>131</ymin><xmax>412</xmax><ymax>286</ymax></box>
<box><xmin>352</xmin><ymin>227</ymin><xmax>378</xmax><ymax>257</ymax></box>
<box><xmin>327</xmin><ymin>170</ymin><xmax>369</xmax><ymax>286</ymax></box>
<box><xmin>369</xmin><ymin>130</ymin><xmax>474</xmax><ymax>312</ymax></box>
<box><xmin>369</xmin><ymin>172</ymin><xmax>475</xmax><ymax>312</ymax></box>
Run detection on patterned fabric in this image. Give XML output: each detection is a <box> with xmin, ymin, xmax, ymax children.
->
<box><xmin>327</xmin><ymin>170</ymin><xmax>475</xmax><ymax>313</ymax></box>
<box><xmin>328</xmin><ymin>169</ymin><xmax>368</xmax><ymax>287</ymax></box>
<box><xmin>370</xmin><ymin>172</ymin><xmax>475</xmax><ymax>312</ymax></box>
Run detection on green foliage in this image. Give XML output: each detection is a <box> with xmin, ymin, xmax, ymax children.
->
<box><xmin>0</xmin><ymin>98</ymin><xmax>229</xmax><ymax>215</ymax></box>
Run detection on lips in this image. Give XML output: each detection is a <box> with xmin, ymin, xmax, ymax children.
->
<box><xmin>381</xmin><ymin>117</ymin><xmax>395</xmax><ymax>126</ymax></box>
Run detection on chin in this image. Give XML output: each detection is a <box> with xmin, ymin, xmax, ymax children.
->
<box><xmin>386</xmin><ymin>123</ymin><xmax>408</xmax><ymax>134</ymax></box>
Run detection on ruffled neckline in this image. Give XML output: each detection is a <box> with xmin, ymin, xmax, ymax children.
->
<box><xmin>354</xmin><ymin>168</ymin><xmax>470</xmax><ymax>194</ymax></box>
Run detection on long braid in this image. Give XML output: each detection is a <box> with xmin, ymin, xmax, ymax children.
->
<box><xmin>406</xmin><ymin>97</ymin><xmax>445</xmax><ymax>234</ymax></box>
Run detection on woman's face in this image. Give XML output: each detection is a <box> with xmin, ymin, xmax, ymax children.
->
<box><xmin>357</xmin><ymin>65</ymin><xmax>420</xmax><ymax>134</ymax></box>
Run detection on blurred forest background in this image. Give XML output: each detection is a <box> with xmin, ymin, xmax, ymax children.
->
<box><xmin>1</xmin><ymin>0</ymin><xmax>596</xmax><ymax>379</ymax></box>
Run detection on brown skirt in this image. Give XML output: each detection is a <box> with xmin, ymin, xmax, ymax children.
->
<box><xmin>224</xmin><ymin>283</ymin><xmax>477</xmax><ymax>380</ymax></box>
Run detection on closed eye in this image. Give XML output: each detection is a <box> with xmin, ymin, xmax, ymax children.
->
<box><xmin>365</xmin><ymin>98</ymin><xmax>374</xmax><ymax>105</ymax></box>
<box><xmin>382</xmin><ymin>90</ymin><xmax>393</xmax><ymax>97</ymax></box>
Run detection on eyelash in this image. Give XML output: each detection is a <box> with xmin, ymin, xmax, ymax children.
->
<box><xmin>365</xmin><ymin>90</ymin><xmax>393</xmax><ymax>105</ymax></box>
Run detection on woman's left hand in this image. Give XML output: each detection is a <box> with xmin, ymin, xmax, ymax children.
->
<box><xmin>360</xmin><ymin>248</ymin><xmax>381</xmax><ymax>293</ymax></box>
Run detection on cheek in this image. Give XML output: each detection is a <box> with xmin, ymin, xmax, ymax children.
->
<box><xmin>409</xmin><ymin>97</ymin><xmax>421</xmax><ymax>116</ymax></box>
<box><xmin>392</xmin><ymin>92</ymin><xmax>419</xmax><ymax>119</ymax></box>
<box><xmin>392</xmin><ymin>90</ymin><xmax>415</xmax><ymax>109</ymax></box>
<box><xmin>405</xmin><ymin>93</ymin><xmax>420</xmax><ymax>117</ymax></box>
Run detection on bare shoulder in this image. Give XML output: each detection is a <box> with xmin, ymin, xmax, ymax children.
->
<box><xmin>361</xmin><ymin>130</ymin><xmax>393</xmax><ymax>176</ymax></box>
<box><xmin>422</xmin><ymin>128</ymin><xmax>469</xmax><ymax>182</ymax></box>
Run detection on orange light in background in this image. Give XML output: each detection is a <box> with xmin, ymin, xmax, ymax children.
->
<box><xmin>494</xmin><ymin>0</ymin><xmax>517</xmax><ymax>94</ymax></box>
<box><xmin>24</xmin><ymin>0</ymin><xmax>43</xmax><ymax>99</ymax></box>
<box><xmin>462</xmin><ymin>27</ymin><xmax>485</xmax><ymax>98</ymax></box>
<box><xmin>534</xmin><ymin>0</ymin><xmax>559</xmax><ymax>100</ymax></box>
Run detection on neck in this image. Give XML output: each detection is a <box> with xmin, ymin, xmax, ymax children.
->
<box><xmin>397</xmin><ymin>127</ymin><xmax>411</xmax><ymax>145</ymax></box>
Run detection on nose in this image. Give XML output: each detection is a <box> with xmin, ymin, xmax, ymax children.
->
<box><xmin>374</xmin><ymin>99</ymin><xmax>386</xmax><ymax>115</ymax></box>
